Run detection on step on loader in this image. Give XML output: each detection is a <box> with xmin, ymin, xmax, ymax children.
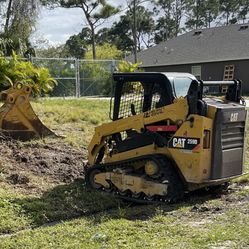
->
<box><xmin>85</xmin><ymin>72</ymin><xmax>247</xmax><ymax>203</ymax></box>
<box><xmin>0</xmin><ymin>82</ymin><xmax>56</xmax><ymax>141</ymax></box>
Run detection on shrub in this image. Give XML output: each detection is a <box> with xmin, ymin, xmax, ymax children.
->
<box><xmin>0</xmin><ymin>52</ymin><xmax>57</xmax><ymax>95</ymax></box>
<box><xmin>117</xmin><ymin>60</ymin><xmax>142</xmax><ymax>72</ymax></box>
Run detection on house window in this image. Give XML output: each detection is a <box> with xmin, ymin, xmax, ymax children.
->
<box><xmin>192</xmin><ymin>65</ymin><xmax>202</xmax><ymax>79</ymax></box>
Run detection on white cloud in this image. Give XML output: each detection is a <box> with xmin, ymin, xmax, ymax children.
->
<box><xmin>32</xmin><ymin>7</ymin><xmax>84</xmax><ymax>46</ymax></box>
<box><xmin>32</xmin><ymin>0</ymin><xmax>125</xmax><ymax>47</ymax></box>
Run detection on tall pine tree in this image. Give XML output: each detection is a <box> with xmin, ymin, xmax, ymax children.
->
<box><xmin>42</xmin><ymin>0</ymin><xmax>119</xmax><ymax>59</ymax></box>
<box><xmin>237</xmin><ymin>0</ymin><xmax>249</xmax><ymax>23</ymax></box>
<box><xmin>219</xmin><ymin>0</ymin><xmax>240</xmax><ymax>25</ymax></box>
<box><xmin>185</xmin><ymin>0</ymin><xmax>219</xmax><ymax>29</ymax></box>
<box><xmin>0</xmin><ymin>0</ymin><xmax>38</xmax><ymax>56</ymax></box>
<box><xmin>154</xmin><ymin>0</ymin><xmax>185</xmax><ymax>43</ymax></box>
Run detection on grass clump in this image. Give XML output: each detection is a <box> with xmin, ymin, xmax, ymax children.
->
<box><xmin>0</xmin><ymin>190</ymin><xmax>31</xmax><ymax>234</ymax></box>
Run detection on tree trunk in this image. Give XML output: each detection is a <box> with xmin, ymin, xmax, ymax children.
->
<box><xmin>80</xmin><ymin>2</ymin><xmax>97</xmax><ymax>60</ymax></box>
<box><xmin>174</xmin><ymin>0</ymin><xmax>182</xmax><ymax>37</ymax></box>
<box><xmin>132</xmin><ymin>0</ymin><xmax>137</xmax><ymax>63</ymax></box>
<box><xmin>4</xmin><ymin>0</ymin><xmax>13</xmax><ymax>33</ymax></box>
<box><xmin>91</xmin><ymin>26</ymin><xmax>96</xmax><ymax>60</ymax></box>
<box><xmin>196</xmin><ymin>0</ymin><xmax>200</xmax><ymax>29</ymax></box>
<box><xmin>208</xmin><ymin>11</ymin><xmax>211</xmax><ymax>28</ymax></box>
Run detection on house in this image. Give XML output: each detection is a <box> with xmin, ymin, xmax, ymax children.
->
<box><xmin>131</xmin><ymin>24</ymin><xmax>249</xmax><ymax>94</ymax></box>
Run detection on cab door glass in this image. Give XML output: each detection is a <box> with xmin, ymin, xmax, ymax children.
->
<box><xmin>173</xmin><ymin>77</ymin><xmax>192</xmax><ymax>98</ymax></box>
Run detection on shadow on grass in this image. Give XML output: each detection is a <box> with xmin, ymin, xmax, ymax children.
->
<box><xmin>11</xmin><ymin>179</ymin><xmax>222</xmax><ymax>229</ymax></box>
<box><xmin>12</xmin><ymin>180</ymin><xmax>120</xmax><ymax>227</ymax></box>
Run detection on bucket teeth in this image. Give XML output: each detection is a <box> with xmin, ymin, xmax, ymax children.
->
<box><xmin>0</xmin><ymin>83</ymin><xmax>56</xmax><ymax>141</ymax></box>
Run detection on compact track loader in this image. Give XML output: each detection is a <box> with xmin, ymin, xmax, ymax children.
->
<box><xmin>0</xmin><ymin>82</ymin><xmax>55</xmax><ymax>141</ymax></box>
<box><xmin>85</xmin><ymin>72</ymin><xmax>247</xmax><ymax>203</ymax></box>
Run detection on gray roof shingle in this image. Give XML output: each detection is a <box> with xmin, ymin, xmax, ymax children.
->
<box><xmin>132</xmin><ymin>24</ymin><xmax>249</xmax><ymax>67</ymax></box>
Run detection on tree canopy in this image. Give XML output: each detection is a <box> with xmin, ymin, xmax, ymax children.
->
<box><xmin>84</xmin><ymin>43</ymin><xmax>123</xmax><ymax>60</ymax></box>
<box><xmin>0</xmin><ymin>0</ymin><xmax>38</xmax><ymax>56</ymax></box>
<box><xmin>1</xmin><ymin>0</ymin><xmax>249</xmax><ymax>60</ymax></box>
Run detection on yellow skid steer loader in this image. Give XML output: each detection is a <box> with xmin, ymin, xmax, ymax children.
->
<box><xmin>85</xmin><ymin>72</ymin><xmax>247</xmax><ymax>203</ymax></box>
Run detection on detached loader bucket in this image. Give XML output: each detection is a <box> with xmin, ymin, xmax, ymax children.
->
<box><xmin>0</xmin><ymin>83</ymin><xmax>56</xmax><ymax>141</ymax></box>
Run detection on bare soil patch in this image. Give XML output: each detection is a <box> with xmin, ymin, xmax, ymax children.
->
<box><xmin>0</xmin><ymin>138</ymin><xmax>86</xmax><ymax>190</ymax></box>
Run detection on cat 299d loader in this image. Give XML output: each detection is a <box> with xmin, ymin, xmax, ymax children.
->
<box><xmin>85</xmin><ymin>72</ymin><xmax>247</xmax><ymax>203</ymax></box>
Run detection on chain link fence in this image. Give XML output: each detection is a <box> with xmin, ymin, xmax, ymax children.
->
<box><xmin>31</xmin><ymin>57</ymin><xmax>119</xmax><ymax>97</ymax></box>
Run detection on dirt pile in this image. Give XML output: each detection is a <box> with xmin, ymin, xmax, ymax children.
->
<box><xmin>0</xmin><ymin>138</ymin><xmax>86</xmax><ymax>185</ymax></box>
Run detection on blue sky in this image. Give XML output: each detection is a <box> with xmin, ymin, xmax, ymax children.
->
<box><xmin>33</xmin><ymin>1</ymin><xmax>126</xmax><ymax>47</ymax></box>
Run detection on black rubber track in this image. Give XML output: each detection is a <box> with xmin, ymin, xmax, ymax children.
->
<box><xmin>85</xmin><ymin>154</ymin><xmax>185</xmax><ymax>204</ymax></box>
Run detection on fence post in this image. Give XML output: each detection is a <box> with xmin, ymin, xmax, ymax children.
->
<box><xmin>75</xmin><ymin>59</ymin><xmax>80</xmax><ymax>98</ymax></box>
<box><xmin>81</xmin><ymin>60</ymin><xmax>84</xmax><ymax>97</ymax></box>
<box><xmin>111</xmin><ymin>60</ymin><xmax>116</xmax><ymax>73</ymax></box>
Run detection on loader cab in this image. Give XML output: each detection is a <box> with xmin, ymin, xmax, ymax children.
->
<box><xmin>112</xmin><ymin>72</ymin><xmax>197</xmax><ymax>121</ymax></box>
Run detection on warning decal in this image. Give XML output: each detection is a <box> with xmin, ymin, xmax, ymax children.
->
<box><xmin>168</xmin><ymin>137</ymin><xmax>200</xmax><ymax>150</ymax></box>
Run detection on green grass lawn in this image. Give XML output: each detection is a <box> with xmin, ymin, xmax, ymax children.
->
<box><xmin>0</xmin><ymin>98</ymin><xmax>248</xmax><ymax>249</ymax></box>
<box><xmin>0</xmin><ymin>185</ymin><xmax>249</xmax><ymax>249</ymax></box>
<box><xmin>32</xmin><ymin>98</ymin><xmax>110</xmax><ymax>147</ymax></box>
